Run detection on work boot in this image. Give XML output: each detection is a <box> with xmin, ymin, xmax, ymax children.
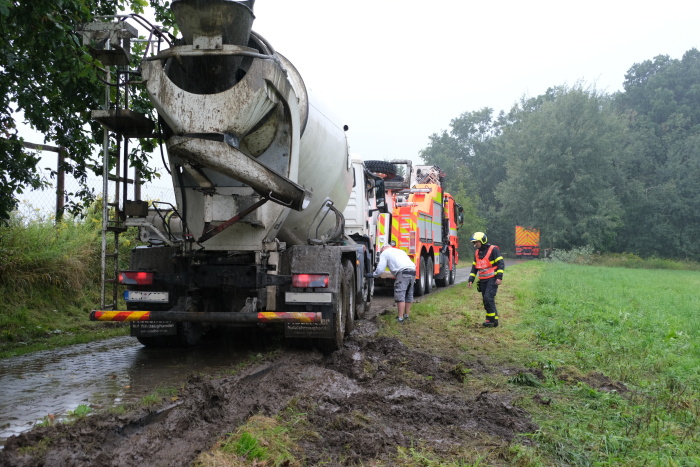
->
<box><xmin>482</xmin><ymin>320</ymin><xmax>498</xmax><ymax>328</ymax></box>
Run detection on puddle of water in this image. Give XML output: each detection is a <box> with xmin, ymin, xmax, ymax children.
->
<box><xmin>0</xmin><ymin>334</ymin><xmax>252</xmax><ymax>447</ymax></box>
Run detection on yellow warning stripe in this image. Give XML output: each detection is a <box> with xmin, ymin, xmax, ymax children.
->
<box><xmin>92</xmin><ymin>311</ymin><xmax>151</xmax><ymax>321</ymax></box>
<box><xmin>258</xmin><ymin>312</ymin><xmax>319</xmax><ymax>323</ymax></box>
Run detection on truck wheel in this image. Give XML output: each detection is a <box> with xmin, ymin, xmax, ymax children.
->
<box><xmin>425</xmin><ymin>257</ymin><xmax>434</xmax><ymax>294</ymax></box>
<box><xmin>362</xmin><ymin>277</ymin><xmax>374</xmax><ymax>316</ymax></box>
<box><xmin>365</xmin><ymin>160</ymin><xmax>398</xmax><ymax>180</ymax></box>
<box><xmin>319</xmin><ymin>269</ymin><xmax>346</xmax><ymax>354</ymax></box>
<box><xmin>435</xmin><ymin>265</ymin><xmax>447</xmax><ymax>288</ymax></box>
<box><xmin>435</xmin><ymin>255</ymin><xmax>448</xmax><ymax>287</ymax></box>
<box><xmin>176</xmin><ymin>322</ymin><xmax>202</xmax><ymax>347</ymax></box>
<box><xmin>448</xmin><ymin>260</ymin><xmax>456</xmax><ymax>285</ymax></box>
<box><xmin>343</xmin><ymin>260</ymin><xmax>355</xmax><ymax>335</ymax></box>
<box><xmin>414</xmin><ymin>256</ymin><xmax>427</xmax><ymax>296</ymax></box>
<box><xmin>355</xmin><ymin>262</ymin><xmax>368</xmax><ymax>319</ymax></box>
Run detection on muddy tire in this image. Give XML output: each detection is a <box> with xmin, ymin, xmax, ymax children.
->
<box><xmin>343</xmin><ymin>260</ymin><xmax>356</xmax><ymax>335</ymax></box>
<box><xmin>176</xmin><ymin>322</ymin><xmax>202</xmax><ymax>346</ymax></box>
<box><xmin>365</xmin><ymin>160</ymin><xmax>398</xmax><ymax>180</ymax></box>
<box><xmin>319</xmin><ymin>269</ymin><xmax>346</xmax><ymax>354</ymax></box>
<box><xmin>355</xmin><ymin>260</ymin><xmax>368</xmax><ymax>319</ymax></box>
<box><xmin>426</xmin><ymin>257</ymin><xmax>434</xmax><ymax>294</ymax></box>
<box><xmin>435</xmin><ymin>257</ymin><xmax>448</xmax><ymax>288</ymax></box>
<box><xmin>414</xmin><ymin>256</ymin><xmax>427</xmax><ymax>296</ymax></box>
<box><xmin>362</xmin><ymin>277</ymin><xmax>374</xmax><ymax>316</ymax></box>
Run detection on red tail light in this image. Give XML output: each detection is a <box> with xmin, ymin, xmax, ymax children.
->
<box><xmin>119</xmin><ymin>271</ymin><xmax>154</xmax><ymax>285</ymax></box>
<box><xmin>292</xmin><ymin>274</ymin><xmax>329</xmax><ymax>288</ymax></box>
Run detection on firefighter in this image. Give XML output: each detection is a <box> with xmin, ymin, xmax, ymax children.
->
<box><xmin>467</xmin><ymin>232</ymin><xmax>504</xmax><ymax>327</ymax></box>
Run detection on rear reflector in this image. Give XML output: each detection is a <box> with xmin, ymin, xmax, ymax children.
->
<box><xmin>119</xmin><ymin>271</ymin><xmax>154</xmax><ymax>285</ymax></box>
<box><xmin>292</xmin><ymin>273</ymin><xmax>329</xmax><ymax>288</ymax></box>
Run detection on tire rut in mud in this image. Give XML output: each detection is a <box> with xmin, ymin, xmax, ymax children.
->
<box><xmin>1</xmin><ymin>326</ymin><xmax>538</xmax><ymax>466</ymax></box>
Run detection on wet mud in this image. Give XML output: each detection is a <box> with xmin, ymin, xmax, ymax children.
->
<box><xmin>0</xmin><ymin>266</ymin><xmax>544</xmax><ymax>465</ymax></box>
<box><xmin>0</xmin><ymin>338</ymin><xmax>539</xmax><ymax>466</ymax></box>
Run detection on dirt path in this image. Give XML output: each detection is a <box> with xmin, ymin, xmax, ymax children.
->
<box><xmin>0</xmin><ymin>266</ymin><xmax>537</xmax><ymax>466</ymax></box>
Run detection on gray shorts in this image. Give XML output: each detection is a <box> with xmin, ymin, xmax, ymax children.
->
<box><xmin>394</xmin><ymin>269</ymin><xmax>415</xmax><ymax>303</ymax></box>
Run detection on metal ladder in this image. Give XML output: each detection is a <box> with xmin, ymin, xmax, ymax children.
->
<box><xmin>100</xmin><ymin>141</ymin><xmax>129</xmax><ymax>310</ymax></box>
<box><xmin>82</xmin><ymin>18</ymin><xmax>154</xmax><ymax>309</ymax></box>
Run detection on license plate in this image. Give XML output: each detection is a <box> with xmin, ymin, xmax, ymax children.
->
<box><xmin>124</xmin><ymin>290</ymin><xmax>169</xmax><ymax>303</ymax></box>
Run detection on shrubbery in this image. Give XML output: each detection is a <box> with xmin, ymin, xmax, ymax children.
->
<box><xmin>0</xmin><ymin>203</ymin><xmax>133</xmax><ymax>356</ymax></box>
<box><xmin>546</xmin><ymin>246</ymin><xmax>700</xmax><ymax>271</ymax></box>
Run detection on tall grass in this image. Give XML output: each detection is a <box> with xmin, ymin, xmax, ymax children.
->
<box><xmin>0</xmin><ymin>213</ymin><xmax>101</xmax><ymax>292</ymax></box>
<box><xmin>551</xmin><ymin>245</ymin><xmax>700</xmax><ymax>271</ymax></box>
<box><xmin>0</xmin><ymin>207</ymin><xmax>132</xmax><ymax>357</ymax></box>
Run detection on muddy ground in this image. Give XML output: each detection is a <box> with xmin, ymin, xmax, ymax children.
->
<box><xmin>0</xmin><ymin>293</ymin><xmax>540</xmax><ymax>466</ymax></box>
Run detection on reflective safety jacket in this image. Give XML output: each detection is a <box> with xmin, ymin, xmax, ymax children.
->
<box><xmin>468</xmin><ymin>243</ymin><xmax>504</xmax><ymax>283</ymax></box>
<box><xmin>475</xmin><ymin>245</ymin><xmax>497</xmax><ymax>279</ymax></box>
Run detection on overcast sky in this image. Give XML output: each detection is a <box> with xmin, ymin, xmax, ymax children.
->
<box><xmin>249</xmin><ymin>0</ymin><xmax>700</xmax><ymax>164</ymax></box>
<box><xmin>18</xmin><ymin>0</ymin><xmax>700</xmax><ymax>175</ymax></box>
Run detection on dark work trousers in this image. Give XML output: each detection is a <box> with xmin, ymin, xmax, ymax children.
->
<box><xmin>480</xmin><ymin>277</ymin><xmax>499</xmax><ymax>323</ymax></box>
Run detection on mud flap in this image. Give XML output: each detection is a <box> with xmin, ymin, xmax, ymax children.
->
<box><xmin>284</xmin><ymin>305</ymin><xmax>333</xmax><ymax>339</ymax></box>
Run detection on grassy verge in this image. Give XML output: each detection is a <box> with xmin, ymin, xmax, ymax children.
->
<box><xmin>0</xmin><ymin>211</ymin><xmax>130</xmax><ymax>358</ymax></box>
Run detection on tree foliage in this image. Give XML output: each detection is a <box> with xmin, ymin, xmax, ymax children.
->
<box><xmin>613</xmin><ymin>49</ymin><xmax>700</xmax><ymax>259</ymax></box>
<box><xmin>498</xmin><ymin>86</ymin><xmax>626</xmax><ymax>251</ymax></box>
<box><xmin>0</xmin><ymin>0</ymin><xmax>153</xmax><ymax>222</ymax></box>
<box><xmin>421</xmin><ymin>49</ymin><xmax>700</xmax><ymax>261</ymax></box>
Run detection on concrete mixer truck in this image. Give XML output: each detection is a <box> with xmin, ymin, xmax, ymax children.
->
<box><xmin>86</xmin><ymin>0</ymin><xmax>384</xmax><ymax>352</ymax></box>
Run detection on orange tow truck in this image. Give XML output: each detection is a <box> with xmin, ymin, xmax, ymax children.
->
<box><xmin>366</xmin><ymin>160</ymin><xmax>464</xmax><ymax>296</ymax></box>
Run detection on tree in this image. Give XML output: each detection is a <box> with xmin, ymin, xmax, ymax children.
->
<box><xmin>614</xmin><ymin>49</ymin><xmax>700</xmax><ymax>259</ymax></box>
<box><xmin>420</xmin><ymin>108</ymin><xmax>505</xmax><ymax>254</ymax></box>
<box><xmin>0</xmin><ymin>0</ymin><xmax>151</xmax><ymax>221</ymax></box>
<box><xmin>497</xmin><ymin>86</ymin><xmax>626</xmax><ymax>251</ymax></box>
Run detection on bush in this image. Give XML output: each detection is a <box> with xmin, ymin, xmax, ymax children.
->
<box><xmin>0</xmin><ymin>206</ymin><xmax>133</xmax><ymax>356</ymax></box>
<box><xmin>545</xmin><ymin>247</ymin><xmax>700</xmax><ymax>271</ymax></box>
<box><xmin>549</xmin><ymin>245</ymin><xmax>595</xmax><ymax>265</ymax></box>
<box><xmin>0</xmin><ymin>214</ymin><xmax>101</xmax><ymax>292</ymax></box>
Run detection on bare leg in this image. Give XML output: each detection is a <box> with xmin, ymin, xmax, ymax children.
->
<box><xmin>404</xmin><ymin>302</ymin><xmax>411</xmax><ymax>317</ymax></box>
<box><xmin>397</xmin><ymin>302</ymin><xmax>405</xmax><ymax>319</ymax></box>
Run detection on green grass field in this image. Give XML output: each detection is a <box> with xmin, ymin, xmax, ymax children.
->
<box><xmin>512</xmin><ymin>261</ymin><xmax>700</xmax><ymax>465</ymax></box>
<box><xmin>381</xmin><ymin>260</ymin><xmax>700</xmax><ymax>465</ymax></box>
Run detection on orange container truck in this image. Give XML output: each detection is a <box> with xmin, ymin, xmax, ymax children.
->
<box><xmin>515</xmin><ymin>225</ymin><xmax>540</xmax><ymax>258</ymax></box>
